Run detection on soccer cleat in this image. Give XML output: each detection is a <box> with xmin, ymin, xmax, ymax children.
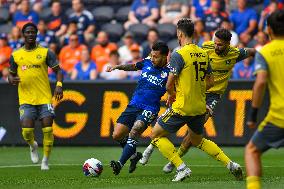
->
<box><xmin>228</xmin><ymin>161</ymin><xmax>243</xmax><ymax>180</ymax></box>
<box><xmin>41</xmin><ymin>161</ymin><xmax>49</xmax><ymax>170</ymax></box>
<box><xmin>110</xmin><ymin>160</ymin><xmax>122</xmax><ymax>175</ymax></box>
<box><xmin>172</xmin><ymin>167</ymin><xmax>191</xmax><ymax>182</ymax></box>
<box><xmin>30</xmin><ymin>141</ymin><xmax>39</xmax><ymax>164</ymax></box>
<box><xmin>129</xmin><ymin>152</ymin><xmax>142</xmax><ymax>173</ymax></box>
<box><xmin>139</xmin><ymin>148</ymin><xmax>154</xmax><ymax>165</ymax></box>
<box><xmin>163</xmin><ymin>162</ymin><xmax>175</xmax><ymax>173</ymax></box>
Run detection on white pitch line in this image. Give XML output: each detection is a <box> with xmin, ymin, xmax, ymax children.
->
<box><xmin>0</xmin><ymin>163</ymin><xmax>283</xmax><ymax>169</ymax></box>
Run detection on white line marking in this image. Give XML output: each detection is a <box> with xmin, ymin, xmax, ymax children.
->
<box><xmin>0</xmin><ymin>163</ymin><xmax>282</xmax><ymax>169</ymax></box>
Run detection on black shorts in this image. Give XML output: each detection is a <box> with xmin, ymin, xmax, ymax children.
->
<box><xmin>252</xmin><ymin>122</ymin><xmax>284</xmax><ymax>152</ymax></box>
<box><xmin>117</xmin><ymin>105</ymin><xmax>157</xmax><ymax>129</ymax></box>
<box><xmin>206</xmin><ymin>93</ymin><xmax>221</xmax><ymax>116</ymax></box>
<box><xmin>157</xmin><ymin>108</ymin><xmax>205</xmax><ymax>135</ymax></box>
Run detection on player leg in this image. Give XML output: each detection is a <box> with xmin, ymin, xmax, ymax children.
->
<box><xmin>20</xmin><ymin>104</ymin><xmax>39</xmax><ymax>164</ymax></box>
<box><xmin>39</xmin><ymin>104</ymin><xmax>55</xmax><ymax>170</ymax></box>
<box><xmin>245</xmin><ymin>122</ymin><xmax>284</xmax><ymax>189</ymax></box>
<box><xmin>151</xmin><ymin>109</ymin><xmax>191</xmax><ymax>182</ymax></box>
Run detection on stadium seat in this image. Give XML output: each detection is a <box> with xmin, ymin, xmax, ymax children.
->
<box><xmin>0</xmin><ymin>7</ymin><xmax>9</xmax><ymax>24</ymax></box>
<box><xmin>167</xmin><ymin>39</ymin><xmax>179</xmax><ymax>51</ymax></box>
<box><xmin>39</xmin><ymin>7</ymin><xmax>52</xmax><ymax>22</ymax></box>
<box><xmin>101</xmin><ymin>23</ymin><xmax>124</xmax><ymax>43</ymax></box>
<box><xmin>0</xmin><ymin>23</ymin><xmax>13</xmax><ymax>34</ymax></box>
<box><xmin>92</xmin><ymin>6</ymin><xmax>114</xmax><ymax>22</ymax></box>
<box><xmin>115</xmin><ymin>6</ymin><xmax>130</xmax><ymax>23</ymax></box>
<box><xmin>65</xmin><ymin>7</ymin><xmax>74</xmax><ymax>18</ymax></box>
<box><xmin>156</xmin><ymin>23</ymin><xmax>177</xmax><ymax>43</ymax></box>
<box><xmin>128</xmin><ymin>24</ymin><xmax>150</xmax><ymax>44</ymax></box>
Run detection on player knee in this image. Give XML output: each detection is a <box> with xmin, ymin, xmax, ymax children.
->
<box><xmin>112</xmin><ymin>132</ymin><xmax>124</xmax><ymax>142</ymax></box>
<box><xmin>245</xmin><ymin>141</ymin><xmax>261</xmax><ymax>156</ymax></box>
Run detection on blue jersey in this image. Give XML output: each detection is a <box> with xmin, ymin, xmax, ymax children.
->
<box><xmin>129</xmin><ymin>58</ymin><xmax>170</xmax><ymax>113</ymax></box>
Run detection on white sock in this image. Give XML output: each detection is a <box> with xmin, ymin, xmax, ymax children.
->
<box><xmin>177</xmin><ymin>163</ymin><xmax>186</xmax><ymax>171</ymax></box>
<box><xmin>42</xmin><ymin>156</ymin><xmax>48</xmax><ymax>163</ymax></box>
<box><xmin>145</xmin><ymin>144</ymin><xmax>154</xmax><ymax>153</ymax></box>
<box><xmin>226</xmin><ymin>161</ymin><xmax>232</xmax><ymax>169</ymax></box>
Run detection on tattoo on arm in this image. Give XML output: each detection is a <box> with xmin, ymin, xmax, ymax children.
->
<box><xmin>115</xmin><ymin>64</ymin><xmax>137</xmax><ymax>71</ymax></box>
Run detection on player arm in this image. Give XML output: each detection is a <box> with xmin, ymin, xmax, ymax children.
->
<box><xmin>8</xmin><ymin>55</ymin><xmax>20</xmax><ymax>85</ymax></box>
<box><xmin>107</xmin><ymin>61</ymin><xmax>144</xmax><ymax>72</ymax></box>
<box><xmin>249</xmin><ymin>52</ymin><xmax>268</xmax><ymax>124</ymax></box>
<box><xmin>205</xmin><ymin>61</ymin><xmax>214</xmax><ymax>90</ymax></box>
<box><xmin>236</xmin><ymin>48</ymin><xmax>256</xmax><ymax>62</ymax></box>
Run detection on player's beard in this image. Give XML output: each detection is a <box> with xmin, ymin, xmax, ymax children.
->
<box><xmin>178</xmin><ymin>38</ymin><xmax>181</xmax><ymax>47</ymax></box>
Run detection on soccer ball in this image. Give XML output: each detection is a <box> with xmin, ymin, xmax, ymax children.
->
<box><xmin>83</xmin><ymin>158</ymin><xmax>103</xmax><ymax>177</ymax></box>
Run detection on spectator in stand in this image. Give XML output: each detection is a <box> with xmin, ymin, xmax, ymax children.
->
<box><xmin>46</xmin><ymin>1</ymin><xmax>67</xmax><ymax>38</ymax></box>
<box><xmin>232</xmin><ymin>56</ymin><xmax>255</xmax><ymax>80</ymax></box>
<box><xmin>100</xmin><ymin>50</ymin><xmax>127</xmax><ymax>80</ymax></box>
<box><xmin>118</xmin><ymin>32</ymin><xmax>139</xmax><ymax>63</ymax></box>
<box><xmin>0</xmin><ymin>34</ymin><xmax>12</xmax><ymax>78</ymax></box>
<box><xmin>62</xmin><ymin>21</ymin><xmax>85</xmax><ymax>45</ymax></box>
<box><xmin>31</xmin><ymin>0</ymin><xmax>51</xmax><ymax>14</ymax></box>
<box><xmin>193</xmin><ymin>19</ymin><xmax>209</xmax><ymax>47</ymax></box>
<box><xmin>159</xmin><ymin>0</ymin><xmax>189</xmax><ymax>25</ymax></box>
<box><xmin>219</xmin><ymin>19</ymin><xmax>239</xmax><ymax>46</ymax></box>
<box><xmin>124</xmin><ymin>0</ymin><xmax>159</xmax><ymax>29</ymax></box>
<box><xmin>8</xmin><ymin>26</ymin><xmax>24</xmax><ymax>50</ymax></box>
<box><xmin>258</xmin><ymin>0</ymin><xmax>279</xmax><ymax>31</ymax></box>
<box><xmin>36</xmin><ymin>20</ymin><xmax>56</xmax><ymax>48</ymax></box>
<box><xmin>254</xmin><ymin>31</ymin><xmax>269</xmax><ymax>51</ymax></box>
<box><xmin>203</xmin><ymin>0</ymin><xmax>228</xmax><ymax>33</ymax></box>
<box><xmin>263</xmin><ymin>0</ymin><xmax>284</xmax><ymax>8</ymax></box>
<box><xmin>91</xmin><ymin>31</ymin><xmax>118</xmax><ymax>73</ymax></box>
<box><xmin>142</xmin><ymin>28</ymin><xmax>159</xmax><ymax>58</ymax></box>
<box><xmin>230</xmin><ymin>0</ymin><xmax>258</xmax><ymax>44</ymax></box>
<box><xmin>71</xmin><ymin>49</ymin><xmax>97</xmax><ymax>80</ymax></box>
<box><xmin>190</xmin><ymin>0</ymin><xmax>211</xmax><ymax>21</ymax></box>
<box><xmin>1</xmin><ymin>67</ymin><xmax>9</xmax><ymax>82</ymax></box>
<box><xmin>59</xmin><ymin>33</ymin><xmax>87</xmax><ymax>74</ymax></box>
<box><xmin>12</xmin><ymin>0</ymin><xmax>39</xmax><ymax>28</ymax></box>
<box><xmin>124</xmin><ymin>44</ymin><xmax>143</xmax><ymax>80</ymax></box>
<box><xmin>69</xmin><ymin>0</ymin><xmax>95</xmax><ymax>43</ymax></box>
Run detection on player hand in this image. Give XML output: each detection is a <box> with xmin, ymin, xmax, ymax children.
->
<box><xmin>8</xmin><ymin>75</ymin><xmax>20</xmax><ymax>85</ymax></box>
<box><xmin>166</xmin><ymin>94</ymin><xmax>176</xmax><ymax>107</ymax></box>
<box><xmin>246</xmin><ymin>121</ymin><xmax>257</xmax><ymax>129</ymax></box>
<box><xmin>54</xmin><ymin>86</ymin><xmax>63</xmax><ymax>101</ymax></box>
<box><xmin>106</xmin><ymin>66</ymin><xmax>115</xmax><ymax>72</ymax></box>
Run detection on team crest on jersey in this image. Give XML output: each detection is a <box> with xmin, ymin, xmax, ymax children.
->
<box><xmin>225</xmin><ymin>59</ymin><xmax>231</xmax><ymax>65</ymax></box>
<box><xmin>161</xmin><ymin>71</ymin><xmax>168</xmax><ymax>78</ymax></box>
<box><xmin>36</xmin><ymin>54</ymin><xmax>42</xmax><ymax>59</ymax></box>
<box><xmin>21</xmin><ymin>65</ymin><xmax>27</xmax><ymax>70</ymax></box>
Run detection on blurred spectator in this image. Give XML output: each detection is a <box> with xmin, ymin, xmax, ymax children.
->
<box><xmin>59</xmin><ymin>34</ymin><xmax>87</xmax><ymax>74</ymax></box>
<box><xmin>0</xmin><ymin>34</ymin><xmax>12</xmax><ymax>77</ymax></box>
<box><xmin>232</xmin><ymin>56</ymin><xmax>255</xmax><ymax>80</ymax></box>
<box><xmin>230</xmin><ymin>0</ymin><xmax>258</xmax><ymax>44</ymax></box>
<box><xmin>37</xmin><ymin>20</ymin><xmax>56</xmax><ymax>48</ymax></box>
<box><xmin>9</xmin><ymin>0</ymin><xmax>22</xmax><ymax>15</ymax></box>
<box><xmin>263</xmin><ymin>0</ymin><xmax>284</xmax><ymax>8</ymax></box>
<box><xmin>91</xmin><ymin>31</ymin><xmax>118</xmax><ymax>73</ymax></box>
<box><xmin>31</xmin><ymin>0</ymin><xmax>51</xmax><ymax>14</ymax></box>
<box><xmin>219</xmin><ymin>19</ymin><xmax>239</xmax><ymax>46</ymax></box>
<box><xmin>159</xmin><ymin>0</ymin><xmax>189</xmax><ymax>25</ymax></box>
<box><xmin>13</xmin><ymin>0</ymin><xmax>39</xmax><ymax>28</ymax></box>
<box><xmin>258</xmin><ymin>0</ymin><xmax>279</xmax><ymax>31</ymax></box>
<box><xmin>118</xmin><ymin>32</ymin><xmax>139</xmax><ymax>63</ymax></box>
<box><xmin>254</xmin><ymin>31</ymin><xmax>268</xmax><ymax>51</ymax></box>
<box><xmin>124</xmin><ymin>44</ymin><xmax>143</xmax><ymax>80</ymax></box>
<box><xmin>1</xmin><ymin>67</ymin><xmax>9</xmax><ymax>82</ymax></box>
<box><xmin>203</xmin><ymin>0</ymin><xmax>228</xmax><ymax>33</ymax></box>
<box><xmin>100</xmin><ymin>50</ymin><xmax>127</xmax><ymax>80</ymax></box>
<box><xmin>142</xmin><ymin>28</ymin><xmax>159</xmax><ymax>58</ymax></box>
<box><xmin>69</xmin><ymin>0</ymin><xmax>95</xmax><ymax>43</ymax></box>
<box><xmin>46</xmin><ymin>1</ymin><xmax>67</xmax><ymax>38</ymax></box>
<box><xmin>193</xmin><ymin>20</ymin><xmax>209</xmax><ymax>47</ymax></box>
<box><xmin>71</xmin><ymin>49</ymin><xmax>97</xmax><ymax>80</ymax></box>
<box><xmin>124</xmin><ymin>0</ymin><xmax>159</xmax><ymax>29</ymax></box>
<box><xmin>190</xmin><ymin>0</ymin><xmax>211</xmax><ymax>21</ymax></box>
<box><xmin>62</xmin><ymin>21</ymin><xmax>85</xmax><ymax>45</ymax></box>
<box><xmin>8</xmin><ymin>26</ymin><xmax>24</xmax><ymax>50</ymax></box>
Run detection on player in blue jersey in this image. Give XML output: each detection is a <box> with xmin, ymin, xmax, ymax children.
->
<box><xmin>106</xmin><ymin>41</ymin><xmax>170</xmax><ymax>175</ymax></box>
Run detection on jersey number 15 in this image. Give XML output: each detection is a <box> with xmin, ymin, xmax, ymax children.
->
<box><xmin>193</xmin><ymin>61</ymin><xmax>206</xmax><ymax>81</ymax></box>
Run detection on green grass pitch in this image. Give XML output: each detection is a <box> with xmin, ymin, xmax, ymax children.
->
<box><xmin>0</xmin><ymin>146</ymin><xmax>283</xmax><ymax>189</ymax></box>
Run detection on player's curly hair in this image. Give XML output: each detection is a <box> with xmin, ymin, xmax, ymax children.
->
<box><xmin>215</xmin><ymin>28</ymin><xmax>232</xmax><ymax>42</ymax></box>
<box><xmin>177</xmin><ymin>18</ymin><xmax>194</xmax><ymax>38</ymax></box>
<box><xmin>152</xmin><ymin>41</ymin><xmax>169</xmax><ymax>56</ymax></box>
<box><xmin>22</xmin><ymin>22</ymin><xmax>38</xmax><ymax>34</ymax></box>
<box><xmin>267</xmin><ymin>10</ymin><xmax>284</xmax><ymax>36</ymax></box>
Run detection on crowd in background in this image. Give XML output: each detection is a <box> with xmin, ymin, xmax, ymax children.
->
<box><xmin>0</xmin><ymin>0</ymin><xmax>283</xmax><ymax>81</ymax></box>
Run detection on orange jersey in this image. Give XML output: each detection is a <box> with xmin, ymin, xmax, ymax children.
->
<box><xmin>91</xmin><ymin>43</ymin><xmax>117</xmax><ymax>72</ymax></box>
<box><xmin>0</xmin><ymin>46</ymin><xmax>13</xmax><ymax>71</ymax></box>
<box><xmin>59</xmin><ymin>44</ymin><xmax>87</xmax><ymax>72</ymax></box>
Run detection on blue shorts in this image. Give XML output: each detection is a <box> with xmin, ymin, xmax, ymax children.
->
<box><xmin>252</xmin><ymin>122</ymin><xmax>284</xmax><ymax>152</ymax></box>
<box><xmin>117</xmin><ymin>105</ymin><xmax>157</xmax><ymax>129</ymax></box>
<box><xmin>158</xmin><ymin>108</ymin><xmax>205</xmax><ymax>135</ymax></box>
<box><xmin>19</xmin><ymin>104</ymin><xmax>55</xmax><ymax>121</ymax></box>
<box><xmin>206</xmin><ymin>93</ymin><xmax>221</xmax><ymax>116</ymax></box>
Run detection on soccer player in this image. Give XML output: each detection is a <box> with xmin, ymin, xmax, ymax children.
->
<box><xmin>8</xmin><ymin>22</ymin><xmax>63</xmax><ymax>170</ymax></box>
<box><xmin>140</xmin><ymin>28</ymin><xmax>256</xmax><ymax>180</ymax></box>
<box><xmin>245</xmin><ymin>10</ymin><xmax>284</xmax><ymax>189</ymax></box>
<box><xmin>148</xmin><ymin>18</ymin><xmax>214</xmax><ymax>182</ymax></box>
<box><xmin>107</xmin><ymin>41</ymin><xmax>170</xmax><ymax>175</ymax></box>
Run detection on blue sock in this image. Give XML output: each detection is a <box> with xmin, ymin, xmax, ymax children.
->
<box><xmin>118</xmin><ymin>137</ymin><xmax>128</xmax><ymax>148</ymax></box>
<box><xmin>119</xmin><ymin>138</ymin><xmax>137</xmax><ymax>166</ymax></box>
